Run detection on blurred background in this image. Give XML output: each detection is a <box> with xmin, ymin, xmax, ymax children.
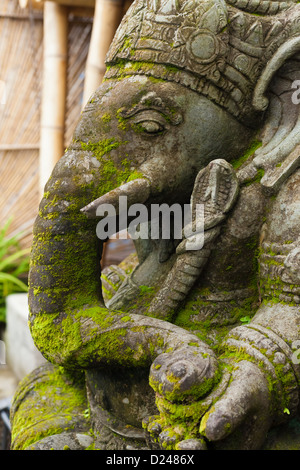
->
<box><xmin>0</xmin><ymin>0</ymin><xmax>136</xmax><ymax>449</ymax></box>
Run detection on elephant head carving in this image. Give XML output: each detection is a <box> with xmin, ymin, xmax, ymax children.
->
<box><xmin>11</xmin><ymin>0</ymin><xmax>300</xmax><ymax>451</ymax></box>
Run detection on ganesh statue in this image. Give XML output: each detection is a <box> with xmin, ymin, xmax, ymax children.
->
<box><xmin>10</xmin><ymin>0</ymin><xmax>300</xmax><ymax>451</ymax></box>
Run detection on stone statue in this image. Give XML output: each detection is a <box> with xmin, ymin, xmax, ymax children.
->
<box><xmin>10</xmin><ymin>0</ymin><xmax>300</xmax><ymax>450</ymax></box>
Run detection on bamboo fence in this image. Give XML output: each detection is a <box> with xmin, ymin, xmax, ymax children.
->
<box><xmin>0</xmin><ymin>0</ymin><xmax>134</xmax><ymax>267</ymax></box>
<box><xmin>0</xmin><ymin>0</ymin><xmax>43</xmax><ymax>248</ymax></box>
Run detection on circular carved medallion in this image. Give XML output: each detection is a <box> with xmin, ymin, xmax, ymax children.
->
<box><xmin>188</xmin><ymin>30</ymin><xmax>219</xmax><ymax>64</ymax></box>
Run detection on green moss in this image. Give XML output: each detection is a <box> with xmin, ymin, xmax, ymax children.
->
<box><xmin>150</xmin><ymin>371</ymin><xmax>220</xmax><ymax>404</ymax></box>
<box><xmin>199</xmin><ymin>406</ymin><xmax>215</xmax><ymax>435</ymax></box>
<box><xmin>11</xmin><ymin>365</ymin><xmax>88</xmax><ymax>450</ymax></box>
<box><xmin>259</xmin><ymin>248</ymin><xmax>297</xmax><ymax>306</ymax></box>
<box><xmin>148</xmin><ymin>324</ymin><xmax>295</xmax><ymax>450</ymax></box>
<box><xmin>101</xmin><ymin>113</ymin><xmax>111</xmax><ymax>122</ymax></box>
<box><xmin>149</xmin><ymin>344</ymin><xmax>221</xmax><ymax>406</ymax></box>
<box><xmin>218</xmin><ymin>336</ymin><xmax>297</xmax><ymax>414</ymax></box>
<box><xmin>131</xmin><ymin>122</ymin><xmax>147</xmax><ymax>134</ymax></box>
<box><xmin>231</xmin><ymin>139</ymin><xmax>262</xmax><ymax>170</ymax></box>
<box><xmin>102</xmin><ymin>286</ymin><xmax>114</xmax><ymax>300</ymax></box>
<box><xmin>116</xmin><ymin>108</ymin><xmax>128</xmax><ymax>131</ymax></box>
<box><xmin>80</xmin><ymin>138</ymin><xmax>127</xmax><ymax>160</ymax></box>
<box><xmin>174</xmin><ymin>286</ymin><xmax>259</xmax><ymax>350</ymax></box>
<box><xmin>78</xmin><ymin>138</ymin><xmax>141</xmax><ymax>196</ymax></box>
<box><xmin>105</xmin><ymin>60</ymin><xmax>181</xmax><ymax>84</ymax></box>
<box><xmin>164</xmin><ymin>64</ymin><xmax>179</xmax><ymax>73</ymax></box>
<box><xmin>117</xmin><ymin>36</ymin><xmax>135</xmax><ymax>56</ymax></box>
<box><xmin>244</xmin><ymin>168</ymin><xmax>265</xmax><ymax>186</ymax></box>
<box><xmin>30</xmin><ymin>297</ymin><xmax>175</xmax><ymax>371</ymax></box>
<box><xmin>29</xmin><ymin>132</ymin><xmax>160</xmax><ymax>371</ymax></box>
<box><xmin>42</xmin><ymin>211</ymin><xmax>60</xmax><ymax>220</ymax></box>
<box><xmin>27</xmin><ymin>123</ymin><xmax>283</xmax><ymax>452</ymax></box>
<box><xmin>148</xmin><ymin>76</ymin><xmax>165</xmax><ymax>83</ymax></box>
<box><xmin>121</xmin><ymin>315</ymin><xmax>132</xmax><ymax>322</ymax></box>
<box><xmin>30</xmin><ymin>308</ymin><xmax>134</xmax><ymax>369</ymax></box>
<box><xmin>129</xmin><ymin>61</ymin><xmax>154</xmax><ymax>72</ymax></box>
<box><xmin>147</xmin><ymin>390</ymin><xmax>218</xmax><ymax>449</ymax></box>
<box><xmin>127</xmin><ymin>170</ymin><xmax>144</xmax><ymax>181</ymax></box>
<box><xmin>139</xmin><ymin>285</ymin><xmax>155</xmax><ymax>295</ymax></box>
<box><xmin>116</xmin><ymin>284</ymin><xmax>159</xmax><ymax>317</ymax></box>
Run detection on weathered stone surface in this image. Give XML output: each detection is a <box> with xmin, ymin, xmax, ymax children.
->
<box><xmin>10</xmin><ymin>0</ymin><xmax>300</xmax><ymax>451</ymax></box>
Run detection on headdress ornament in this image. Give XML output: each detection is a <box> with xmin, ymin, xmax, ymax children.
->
<box><xmin>105</xmin><ymin>0</ymin><xmax>300</xmax><ymax>126</ymax></box>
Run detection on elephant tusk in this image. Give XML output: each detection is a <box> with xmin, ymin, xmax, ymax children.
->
<box><xmin>80</xmin><ymin>177</ymin><xmax>151</xmax><ymax>218</ymax></box>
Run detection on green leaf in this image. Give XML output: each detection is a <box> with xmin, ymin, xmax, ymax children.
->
<box><xmin>0</xmin><ymin>217</ymin><xmax>13</xmax><ymax>239</ymax></box>
<box><xmin>0</xmin><ymin>272</ymin><xmax>28</xmax><ymax>292</ymax></box>
<box><xmin>0</xmin><ymin>248</ymin><xmax>30</xmax><ymax>272</ymax></box>
<box><xmin>0</xmin><ymin>306</ymin><xmax>6</xmax><ymax>323</ymax></box>
<box><xmin>0</xmin><ymin>219</ymin><xmax>30</xmax><ymax>323</ymax></box>
<box><xmin>240</xmin><ymin>316</ymin><xmax>251</xmax><ymax>324</ymax></box>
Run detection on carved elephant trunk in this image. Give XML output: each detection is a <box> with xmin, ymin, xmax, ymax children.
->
<box><xmin>28</xmin><ymin>102</ymin><xmax>220</xmax><ymax>406</ymax></box>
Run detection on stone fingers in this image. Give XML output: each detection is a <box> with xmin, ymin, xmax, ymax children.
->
<box><xmin>199</xmin><ymin>360</ymin><xmax>271</xmax><ymax>449</ymax></box>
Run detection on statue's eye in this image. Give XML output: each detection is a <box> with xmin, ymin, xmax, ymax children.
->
<box><xmin>137</xmin><ymin>120</ymin><xmax>165</xmax><ymax>134</ymax></box>
<box><xmin>130</xmin><ymin>110</ymin><xmax>168</xmax><ymax>136</ymax></box>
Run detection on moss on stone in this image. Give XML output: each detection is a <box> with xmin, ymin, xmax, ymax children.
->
<box><xmin>150</xmin><ymin>368</ymin><xmax>221</xmax><ymax>404</ymax></box>
<box><xmin>230</xmin><ymin>139</ymin><xmax>262</xmax><ymax>170</ymax></box>
<box><xmin>174</xmin><ymin>287</ymin><xmax>259</xmax><ymax>351</ymax></box>
<box><xmin>11</xmin><ymin>365</ymin><xmax>89</xmax><ymax>450</ymax></box>
<box><xmin>147</xmin><ymin>393</ymin><xmax>216</xmax><ymax>449</ymax></box>
<box><xmin>101</xmin><ymin>113</ymin><xmax>112</xmax><ymax>123</ymax></box>
<box><xmin>105</xmin><ymin>60</ymin><xmax>181</xmax><ymax>84</ymax></box>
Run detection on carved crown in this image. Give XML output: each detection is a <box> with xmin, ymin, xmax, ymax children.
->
<box><xmin>105</xmin><ymin>0</ymin><xmax>300</xmax><ymax>126</ymax></box>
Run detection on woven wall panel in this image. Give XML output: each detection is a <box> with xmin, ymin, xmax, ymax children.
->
<box><xmin>0</xmin><ymin>1</ymin><xmax>92</xmax><ymax>247</ymax></box>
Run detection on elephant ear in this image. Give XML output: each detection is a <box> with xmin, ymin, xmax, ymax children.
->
<box><xmin>237</xmin><ymin>37</ymin><xmax>300</xmax><ymax>194</ymax></box>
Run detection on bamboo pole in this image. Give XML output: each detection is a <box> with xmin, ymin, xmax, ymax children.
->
<box><xmin>39</xmin><ymin>1</ymin><xmax>68</xmax><ymax>196</ymax></box>
<box><xmin>0</xmin><ymin>144</ymin><xmax>40</xmax><ymax>151</ymax></box>
<box><xmin>82</xmin><ymin>0</ymin><xmax>124</xmax><ymax>107</ymax></box>
<box><xmin>42</xmin><ymin>0</ymin><xmax>95</xmax><ymax>6</ymax></box>
<box><xmin>20</xmin><ymin>0</ymin><xmax>95</xmax><ymax>7</ymax></box>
